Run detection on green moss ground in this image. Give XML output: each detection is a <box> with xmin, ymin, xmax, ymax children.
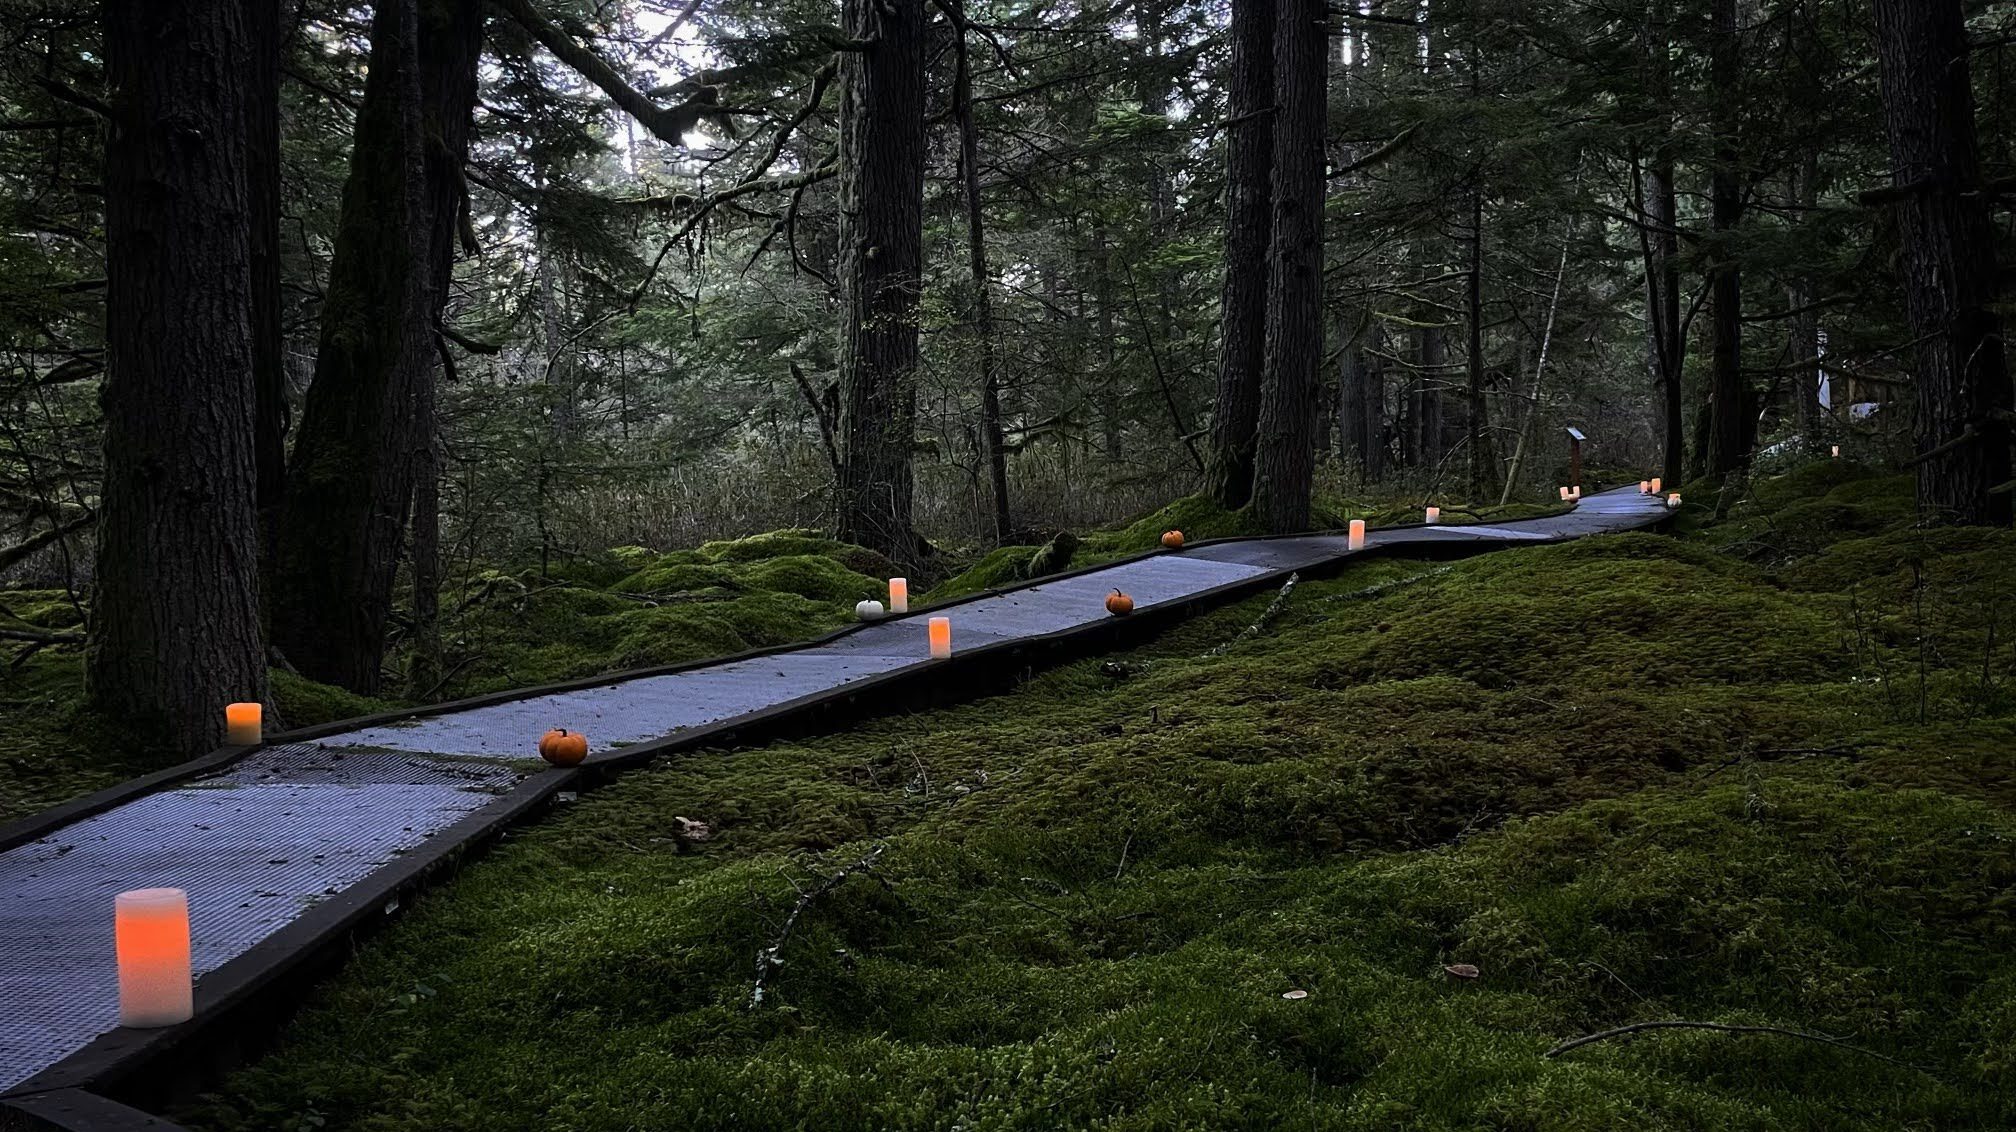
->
<box><xmin>179</xmin><ymin>461</ymin><xmax>2016</xmax><ymax>1131</ymax></box>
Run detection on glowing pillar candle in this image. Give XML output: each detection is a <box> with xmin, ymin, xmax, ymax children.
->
<box><xmin>928</xmin><ymin>616</ymin><xmax>952</xmax><ymax>659</ymax></box>
<box><xmin>1667</xmin><ymin>493</ymin><xmax>1682</xmax><ymax>509</ymax></box>
<box><xmin>224</xmin><ymin>702</ymin><xmax>261</xmax><ymax>746</ymax></box>
<box><xmin>1348</xmin><ymin>520</ymin><xmax>1366</xmax><ymax>551</ymax></box>
<box><xmin>1649</xmin><ymin>477</ymin><xmax>1661</xmax><ymax>494</ymax></box>
<box><xmin>888</xmin><ymin>578</ymin><xmax>909</xmax><ymax>614</ymax></box>
<box><xmin>1559</xmin><ymin>486</ymin><xmax>1572</xmax><ymax>501</ymax></box>
<box><xmin>1639</xmin><ymin>480</ymin><xmax>1650</xmax><ymax>494</ymax></box>
<box><xmin>1831</xmin><ymin>445</ymin><xmax>1841</xmax><ymax>458</ymax></box>
<box><xmin>116</xmin><ymin>888</ymin><xmax>192</xmax><ymax>1028</ymax></box>
<box><xmin>1424</xmin><ymin>506</ymin><xmax>1440</xmax><ymax>524</ymax></box>
<box><xmin>1569</xmin><ymin>486</ymin><xmax>1582</xmax><ymax>500</ymax></box>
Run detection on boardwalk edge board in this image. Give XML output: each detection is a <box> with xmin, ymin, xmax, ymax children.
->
<box><xmin>0</xmin><ymin>491</ymin><xmax>1668</xmax><ymax>1123</ymax></box>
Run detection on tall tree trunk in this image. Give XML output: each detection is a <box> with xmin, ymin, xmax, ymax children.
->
<box><xmin>1789</xmin><ymin>149</ymin><xmax>1822</xmax><ymax>450</ymax></box>
<box><xmin>1418</xmin><ymin>325</ymin><xmax>1446</xmax><ymax>470</ymax></box>
<box><xmin>948</xmin><ymin>0</ymin><xmax>1012</xmax><ymax>541</ymax></box>
<box><xmin>1338</xmin><ymin>326</ymin><xmax>1368</xmax><ymax>474</ymax></box>
<box><xmin>1204</xmin><ymin>0</ymin><xmax>1275</xmax><ymax>508</ymax></box>
<box><xmin>835</xmin><ymin>0</ymin><xmax>926</xmax><ymax>559</ymax></box>
<box><xmin>249</xmin><ymin>0</ymin><xmax>287</xmax><ymax>621</ymax></box>
<box><xmin>272</xmin><ymin>0</ymin><xmax>484</xmax><ymax>693</ymax></box>
<box><xmin>1640</xmin><ymin>0</ymin><xmax>1684</xmax><ymax>485</ymax></box>
<box><xmin>1250</xmin><ymin>0</ymin><xmax>1325</xmax><ymax>533</ymax></box>
<box><xmin>1364</xmin><ymin>354</ymin><xmax>1387</xmax><ymax>481</ymax></box>
<box><xmin>91</xmin><ymin>0</ymin><xmax>269</xmax><ymax>752</ymax></box>
<box><xmin>1872</xmin><ymin>0</ymin><xmax>2014</xmax><ymax>525</ymax></box>
<box><xmin>1466</xmin><ymin>188</ymin><xmax>1495</xmax><ymax>500</ymax></box>
<box><xmin>1703</xmin><ymin>0</ymin><xmax>1747</xmax><ymax>478</ymax></box>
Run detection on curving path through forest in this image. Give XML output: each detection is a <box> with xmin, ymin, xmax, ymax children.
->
<box><xmin>0</xmin><ymin>486</ymin><xmax>1671</xmax><ymax>1129</ymax></box>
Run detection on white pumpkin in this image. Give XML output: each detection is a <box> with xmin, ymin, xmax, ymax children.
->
<box><xmin>855</xmin><ymin>599</ymin><xmax>885</xmax><ymax>621</ymax></box>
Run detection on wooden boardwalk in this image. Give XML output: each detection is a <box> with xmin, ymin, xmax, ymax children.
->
<box><xmin>0</xmin><ymin>487</ymin><xmax>1669</xmax><ymax>1123</ymax></box>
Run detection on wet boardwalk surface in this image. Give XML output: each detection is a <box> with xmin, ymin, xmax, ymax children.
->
<box><xmin>0</xmin><ymin>488</ymin><xmax>1669</xmax><ymax>1097</ymax></box>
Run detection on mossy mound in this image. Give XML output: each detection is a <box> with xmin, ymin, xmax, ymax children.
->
<box><xmin>1089</xmin><ymin>493</ymin><xmax>1266</xmax><ymax>553</ymax></box>
<box><xmin>184</xmin><ymin>470</ymin><xmax>2016</xmax><ymax>1130</ymax></box>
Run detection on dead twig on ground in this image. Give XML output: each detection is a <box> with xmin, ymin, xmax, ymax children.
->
<box><xmin>750</xmin><ymin>842</ymin><xmax>887</xmax><ymax>1009</ymax></box>
<box><xmin>1544</xmin><ymin>1019</ymin><xmax>1931</xmax><ymax>1074</ymax></box>
<box><xmin>1199</xmin><ymin>573</ymin><xmax>1300</xmax><ymax>659</ymax></box>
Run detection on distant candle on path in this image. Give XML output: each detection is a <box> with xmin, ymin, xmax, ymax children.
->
<box><xmin>116</xmin><ymin>888</ymin><xmax>192</xmax><ymax>1028</ymax></box>
<box><xmin>1424</xmin><ymin>507</ymin><xmax>1440</xmax><ymax>524</ymax></box>
<box><xmin>1831</xmin><ymin>445</ymin><xmax>1840</xmax><ymax>458</ymax></box>
<box><xmin>889</xmin><ymin>578</ymin><xmax>909</xmax><ymax>614</ymax></box>
<box><xmin>1348</xmin><ymin>519</ymin><xmax>1366</xmax><ymax>551</ymax></box>
<box><xmin>928</xmin><ymin>616</ymin><xmax>952</xmax><ymax>659</ymax></box>
<box><xmin>1559</xmin><ymin>486</ymin><xmax>1572</xmax><ymax>501</ymax></box>
<box><xmin>1649</xmin><ymin>477</ymin><xmax>1662</xmax><ymax>493</ymax></box>
<box><xmin>224</xmin><ymin>702</ymin><xmax>261</xmax><ymax>746</ymax></box>
<box><xmin>1639</xmin><ymin>480</ymin><xmax>1650</xmax><ymax>494</ymax></box>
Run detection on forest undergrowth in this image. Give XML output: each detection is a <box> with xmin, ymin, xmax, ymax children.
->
<box><xmin>166</xmin><ymin>461</ymin><xmax>2016</xmax><ymax>1131</ymax></box>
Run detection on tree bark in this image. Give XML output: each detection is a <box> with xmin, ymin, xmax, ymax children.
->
<box><xmin>1640</xmin><ymin>0</ymin><xmax>1684</xmax><ymax>485</ymax></box>
<box><xmin>1466</xmin><ymin>188</ymin><xmax>1495</xmax><ymax>500</ymax></box>
<box><xmin>1417</xmin><ymin>325</ymin><xmax>1446</xmax><ymax>469</ymax></box>
<box><xmin>1338</xmin><ymin>328</ymin><xmax>1368</xmax><ymax>474</ymax></box>
<box><xmin>1250</xmin><ymin>0</ymin><xmax>1325</xmax><ymax>533</ymax></box>
<box><xmin>1789</xmin><ymin>150</ymin><xmax>1822</xmax><ymax>450</ymax></box>
<box><xmin>1203</xmin><ymin>0</ymin><xmax>1275</xmax><ymax>509</ymax></box>
<box><xmin>91</xmin><ymin>0</ymin><xmax>269</xmax><ymax>752</ymax></box>
<box><xmin>1872</xmin><ymin>0</ymin><xmax>2014</xmax><ymax>525</ymax></box>
<box><xmin>1703</xmin><ymin>0</ymin><xmax>1747</xmax><ymax>478</ymax></box>
<box><xmin>272</xmin><ymin>0</ymin><xmax>484</xmax><ymax>693</ymax></box>
<box><xmin>947</xmin><ymin>0</ymin><xmax>1012</xmax><ymax>542</ymax></box>
<box><xmin>834</xmin><ymin>0</ymin><xmax>926</xmax><ymax>559</ymax></box>
<box><xmin>249</xmin><ymin>0</ymin><xmax>287</xmax><ymax>618</ymax></box>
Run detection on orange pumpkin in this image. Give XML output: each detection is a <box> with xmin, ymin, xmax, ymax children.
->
<box><xmin>1160</xmin><ymin>530</ymin><xmax>1184</xmax><ymax>549</ymax></box>
<box><xmin>538</xmin><ymin>728</ymin><xmax>589</xmax><ymax>767</ymax></box>
<box><xmin>1105</xmin><ymin>589</ymin><xmax>1135</xmax><ymax>617</ymax></box>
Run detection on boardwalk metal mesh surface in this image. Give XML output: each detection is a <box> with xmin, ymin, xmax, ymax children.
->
<box><xmin>0</xmin><ymin>488</ymin><xmax>1669</xmax><ymax>1094</ymax></box>
<box><xmin>0</xmin><ymin>743</ymin><xmax>526</xmax><ymax>1091</ymax></box>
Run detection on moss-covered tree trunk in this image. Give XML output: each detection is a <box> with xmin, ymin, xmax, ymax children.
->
<box><xmin>1872</xmin><ymin>0</ymin><xmax>2015</xmax><ymax>526</ymax></box>
<box><xmin>1203</xmin><ymin>0</ymin><xmax>1275</xmax><ymax>509</ymax></box>
<box><xmin>272</xmin><ymin>0</ymin><xmax>483</xmax><ymax>693</ymax></box>
<box><xmin>834</xmin><ymin>0</ymin><xmax>925</xmax><ymax>560</ymax></box>
<box><xmin>1250</xmin><ymin>0</ymin><xmax>1325</xmax><ymax>534</ymax></box>
<box><xmin>90</xmin><ymin>0</ymin><xmax>269</xmax><ymax>753</ymax></box>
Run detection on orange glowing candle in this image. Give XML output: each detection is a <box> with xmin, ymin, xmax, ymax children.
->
<box><xmin>889</xmin><ymin>577</ymin><xmax>909</xmax><ymax>614</ymax></box>
<box><xmin>1639</xmin><ymin>479</ymin><xmax>1650</xmax><ymax>494</ymax></box>
<box><xmin>116</xmin><ymin>888</ymin><xmax>192</xmax><ymax>1028</ymax></box>
<box><xmin>224</xmin><ymin>702</ymin><xmax>261</xmax><ymax>746</ymax></box>
<box><xmin>1649</xmin><ymin>477</ymin><xmax>1661</xmax><ymax>493</ymax></box>
<box><xmin>928</xmin><ymin>616</ymin><xmax>952</xmax><ymax>659</ymax></box>
<box><xmin>1424</xmin><ymin>506</ymin><xmax>1440</xmax><ymax>524</ymax></box>
<box><xmin>1348</xmin><ymin>519</ymin><xmax>1366</xmax><ymax>551</ymax></box>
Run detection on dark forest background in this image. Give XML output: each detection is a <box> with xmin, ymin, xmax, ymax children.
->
<box><xmin>2</xmin><ymin>0</ymin><xmax>2013</xmax><ymax>754</ymax></box>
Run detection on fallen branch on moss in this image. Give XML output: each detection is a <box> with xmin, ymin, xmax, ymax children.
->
<box><xmin>1317</xmin><ymin>564</ymin><xmax>1453</xmax><ymax>604</ymax></box>
<box><xmin>1544</xmin><ymin>1020</ymin><xmax>1929</xmax><ymax>1073</ymax></box>
<box><xmin>751</xmin><ymin>842</ymin><xmax>887</xmax><ymax>1009</ymax></box>
<box><xmin>1199</xmin><ymin>573</ymin><xmax>1300</xmax><ymax>659</ymax></box>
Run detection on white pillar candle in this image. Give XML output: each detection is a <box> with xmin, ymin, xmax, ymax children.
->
<box><xmin>1559</xmin><ymin>486</ymin><xmax>1572</xmax><ymax>501</ymax></box>
<box><xmin>928</xmin><ymin>616</ymin><xmax>952</xmax><ymax>658</ymax></box>
<box><xmin>1639</xmin><ymin>480</ymin><xmax>1650</xmax><ymax>494</ymax></box>
<box><xmin>224</xmin><ymin>702</ymin><xmax>261</xmax><ymax>746</ymax></box>
<box><xmin>1831</xmin><ymin>445</ymin><xmax>1840</xmax><ymax>458</ymax></box>
<box><xmin>1424</xmin><ymin>506</ymin><xmax>1440</xmax><ymax>524</ymax></box>
<box><xmin>116</xmin><ymin>888</ymin><xmax>192</xmax><ymax>1028</ymax></box>
<box><xmin>888</xmin><ymin>578</ymin><xmax>909</xmax><ymax>614</ymax></box>
<box><xmin>1649</xmin><ymin>477</ymin><xmax>1661</xmax><ymax>493</ymax></box>
<box><xmin>1348</xmin><ymin>519</ymin><xmax>1366</xmax><ymax>551</ymax></box>
<box><xmin>1667</xmin><ymin>493</ymin><xmax>1682</xmax><ymax>509</ymax></box>
<box><xmin>1569</xmin><ymin>486</ymin><xmax>1581</xmax><ymax>500</ymax></box>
